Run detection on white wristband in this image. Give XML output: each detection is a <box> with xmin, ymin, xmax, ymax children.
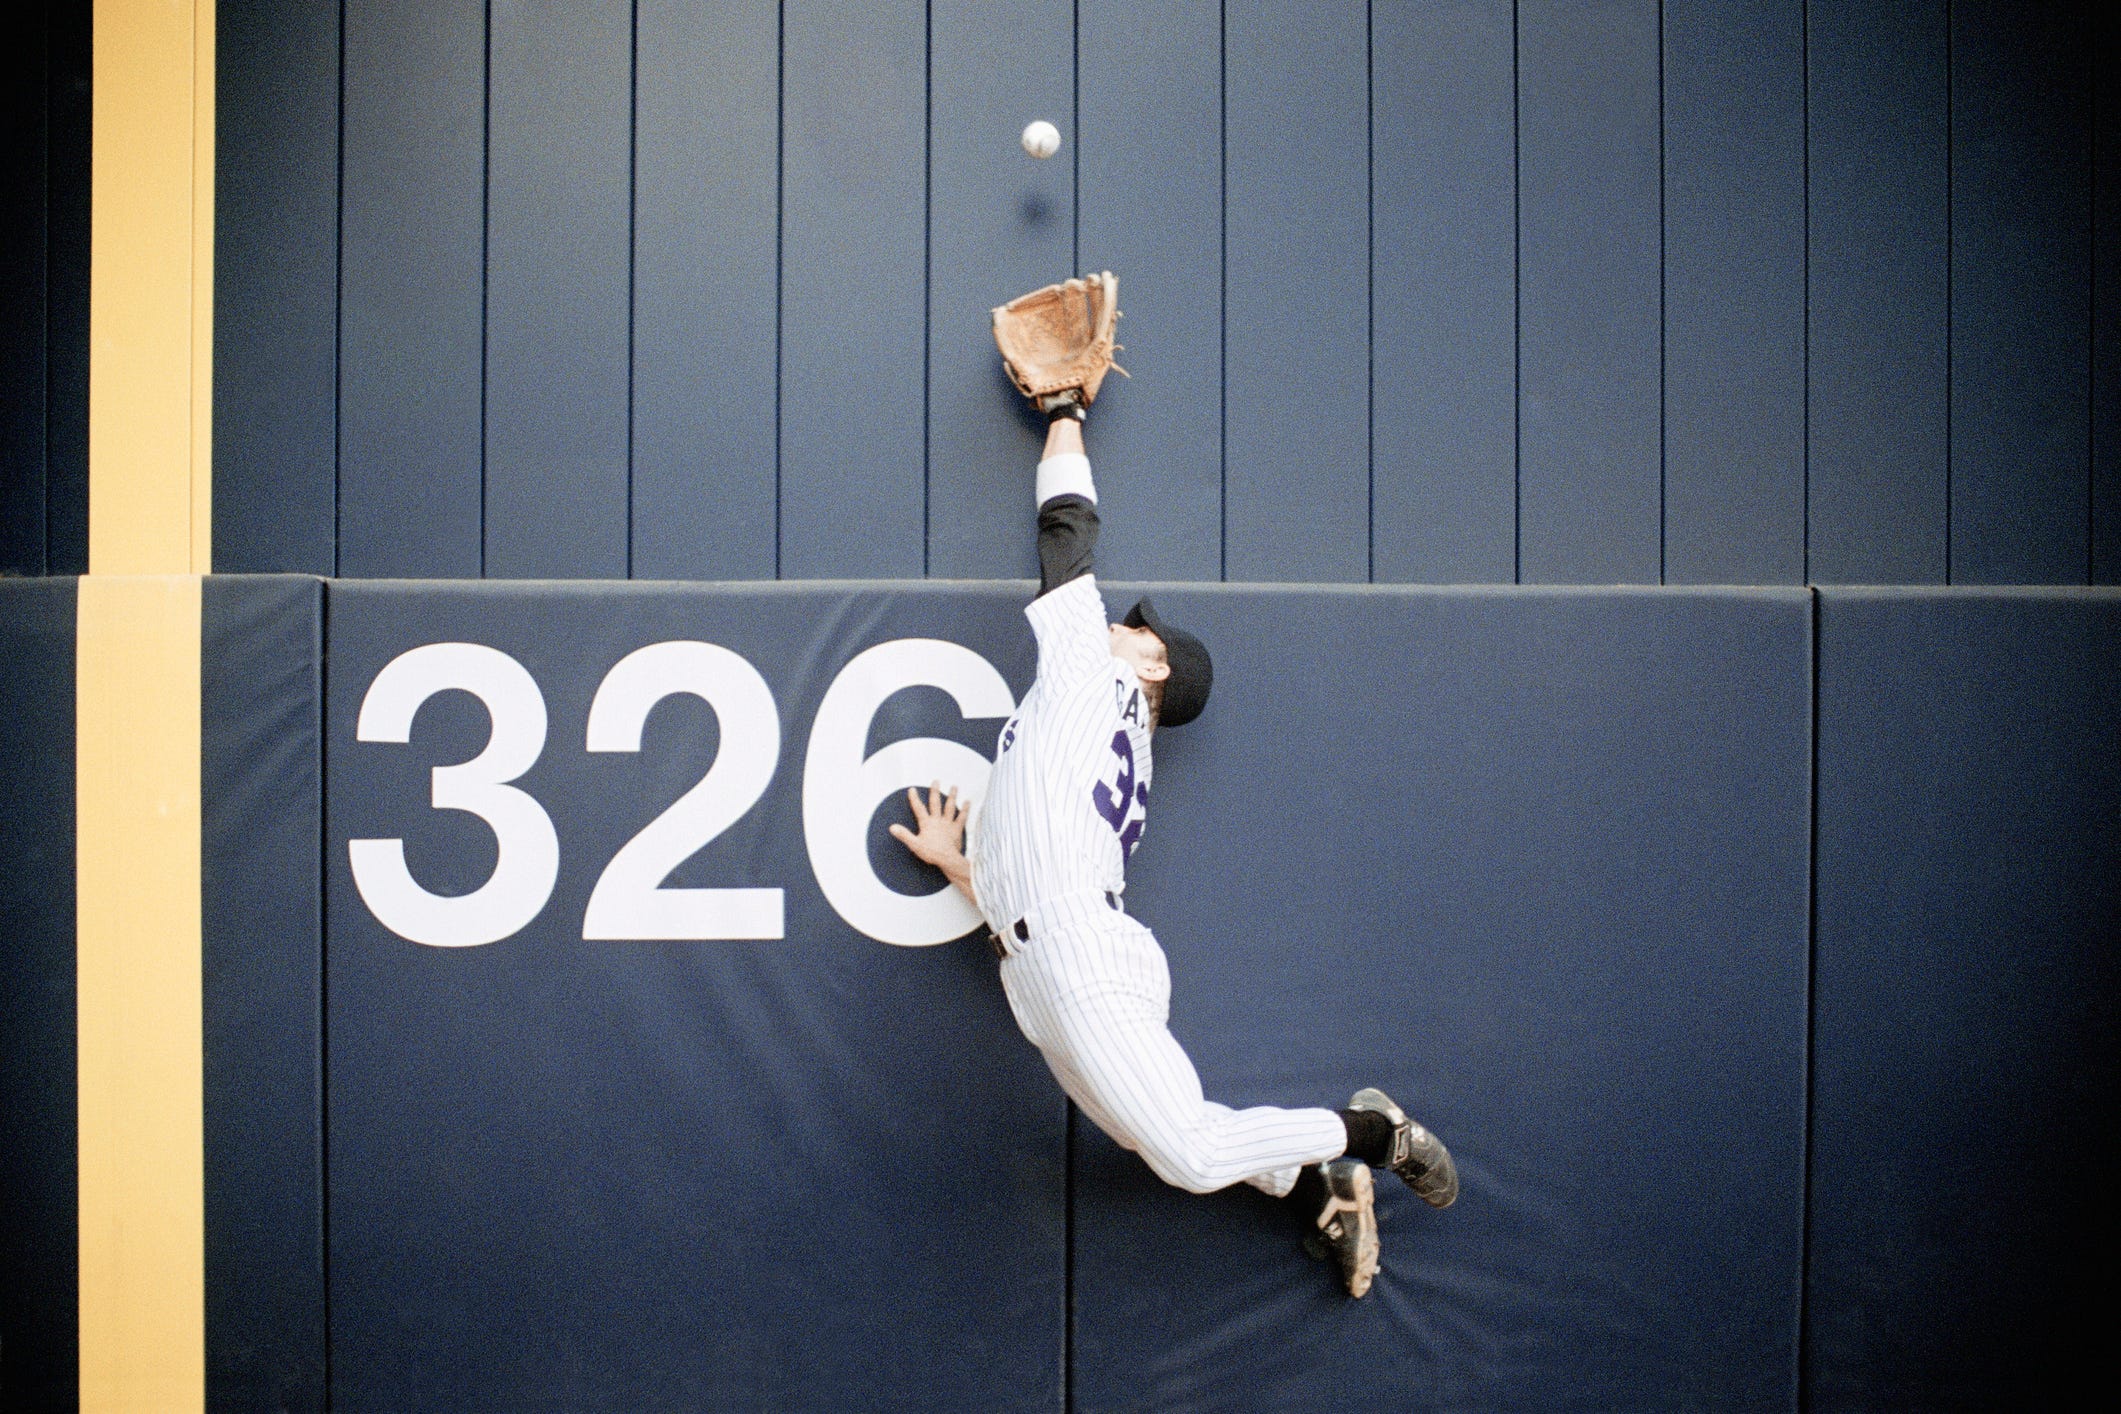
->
<box><xmin>1036</xmin><ymin>452</ymin><xmax>1097</xmax><ymax>507</ymax></box>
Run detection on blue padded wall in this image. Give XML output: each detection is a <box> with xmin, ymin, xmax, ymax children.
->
<box><xmin>1073</xmin><ymin>587</ymin><xmax>1813</xmax><ymax>1409</ymax></box>
<box><xmin>202</xmin><ymin>577</ymin><xmax>327</xmax><ymax>1412</ymax></box>
<box><xmin>1</xmin><ymin>0</ymin><xmax>88</xmax><ymax>579</ymax></box>
<box><xmin>1808</xmin><ymin>588</ymin><xmax>2121</xmax><ymax>1408</ymax></box>
<box><xmin>0</xmin><ymin>579</ymin><xmax>78</xmax><ymax>1412</ymax></box>
<box><xmin>322</xmin><ymin>581</ymin><xmax>1065</xmax><ymax>1411</ymax></box>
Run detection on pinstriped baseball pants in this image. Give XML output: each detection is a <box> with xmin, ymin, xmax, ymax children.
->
<box><xmin>998</xmin><ymin>916</ymin><xmax>1348</xmax><ymax>1197</ymax></box>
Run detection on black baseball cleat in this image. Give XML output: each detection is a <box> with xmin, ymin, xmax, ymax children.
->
<box><xmin>1305</xmin><ymin>1159</ymin><xmax>1380</xmax><ymax>1298</ymax></box>
<box><xmin>1349</xmin><ymin>1087</ymin><xmax>1460</xmax><ymax>1209</ymax></box>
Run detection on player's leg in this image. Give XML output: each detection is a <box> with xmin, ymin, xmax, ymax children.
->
<box><xmin>1037</xmin><ymin>977</ymin><xmax>1347</xmax><ymax>1196</ymax></box>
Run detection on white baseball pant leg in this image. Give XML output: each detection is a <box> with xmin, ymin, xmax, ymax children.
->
<box><xmin>998</xmin><ymin>918</ymin><xmax>1346</xmax><ymax>1197</ymax></box>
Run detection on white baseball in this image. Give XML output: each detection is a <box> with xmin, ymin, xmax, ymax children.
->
<box><xmin>1021</xmin><ymin>120</ymin><xmax>1061</xmax><ymax>160</ymax></box>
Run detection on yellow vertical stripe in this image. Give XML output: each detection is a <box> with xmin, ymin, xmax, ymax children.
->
<box><xmin>190</xmin><ymin>0</ymin><xmax>216</xmax><ymax>572</ymax></box>
<box><xmin>91</xmin><ymin>0</ymin><xmax>215</xmax><ymax>575</ymax></box>
<box><xmin>76</xmin><ymin>576</ymin><xmax>206</xmax><ymax>1414</ymax></box>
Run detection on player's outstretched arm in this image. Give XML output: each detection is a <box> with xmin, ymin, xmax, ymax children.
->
<box><xmin>888</xmin><ymin>783</ymin><xmax>977</xmax><ymax>906</ymax></box>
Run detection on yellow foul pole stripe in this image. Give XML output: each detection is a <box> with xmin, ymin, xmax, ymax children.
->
<box><xmin>76</xmin><ymin>575</ymin><xmax>206</xmax><ymax>1414</ymax></box>
<box><xmin>190</xmin><ymin>0</ymin><xmax>216</xmax><ymax>573</ymax></box>
<box><xmin>91</xmin><ymin>0</ymin><xmax>215</xmax><ymax>575</ymax></box>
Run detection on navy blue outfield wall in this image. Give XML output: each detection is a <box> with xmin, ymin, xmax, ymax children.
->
<box><xmin>0</xmin><ymin>578</ymin><xmax>79</xmax><ymax>1412</ymax></box>
<box><xmin>201</xmin><ymin>577</ymin><xmax>328</xmax><ymax>1412</ymax></box>
<box><xmin>310</xmin><ymin>578</ymin><xmax>1811</xmax><ymax>1410</ymax></box>
<box><xmin>1074</xmin><ymin>586</ymin><xmax>1813</xmax><ymax>1411</ymax></box>
<box><xmin>4</xmin><ymin>578</ymin><xmax>2121</xmax><ymax>1407</ymax></box>
<box><xmin>206</xmin><ymin>0</ymin><xmax>2121</xmax><ymax>590</ymax></box>
<box><xmin>1807</xmin><ymin>589</ymin><xmax>2121</xmax><ymax>1411</ymax></box>
<box><xmin>0</xmin><ymin>0</ymin><xmax>89</xmax><ymax>579</ymax></box>
<box><xmin>322</xmin><ymin>581</ymin><xmax>1068</xmax><ymax>1412</ymax></box>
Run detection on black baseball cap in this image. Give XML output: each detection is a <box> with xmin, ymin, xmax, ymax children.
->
<box><xmin>1123</xmin><ymin>597</ymin><xmax>1213</xmax><ymax>728</ymax></box>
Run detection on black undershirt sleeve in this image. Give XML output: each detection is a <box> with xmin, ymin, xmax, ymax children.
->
<box><xmin>1035</xmin><ymin>494</ymin><xmax>1100</xmax><ymax>598</ymax></box>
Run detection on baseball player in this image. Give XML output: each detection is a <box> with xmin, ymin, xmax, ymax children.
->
<box><xmin>889</xmin><ymin>275</ymin><xmax>1457</xmax><ymax>1297</ymax></box>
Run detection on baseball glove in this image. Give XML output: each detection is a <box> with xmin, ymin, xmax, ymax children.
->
<box><xmin>991</xmin><ymin>272</ymin><xmax>1126</xmax><ymax>411</ymax></box>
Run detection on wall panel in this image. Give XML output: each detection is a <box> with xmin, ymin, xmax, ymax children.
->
<box><xmin>926</xmin><ymin>0</ymin><xmax>1076</xmax><ymax>580</ymax></box>
<box><xmin>1371</xmin><ymin>0</ymin><xmax>1516</xmax><ymax>584</ymax></box>
<box><xmin>0</xmin><ymin>3</ymin><xmax>48</xmax><ymax>576</ymax></box>
<box><xmin>203</xmin><ymin>2</ymin><xmax>2116</xmax><ymax>589</ymax></box>
<box><xmin>338</xmin><ymin>0</ymin><xmax>487</xmax><ymax>579</ymax></box>
<box><xmin>1809</xmin><ymin>588</ymin><xmax>2121</xmax><ymax>1407</ymax></box>
<box><xmin>1077</xmin><ymin>586</ymin><xmax>1811</xmax><ymax>1408</ymax></box>
<box><xmin>213</xmin><ymin>0</ymin><xmax>339</xmax><ymax>575</ymax></box>
<box><xmin>779</xmin><ymin>0</ymin><xmax>927</xmax><ymax>579</ymax></box>
<box><xmin>1225</xmin><ymin>0</ymin><xmax>1370</xmax><ymax>583</ymax></box>
<box><xmin>1662</xmin><ymin>0</ymin><xmax>1805</xmax><ymax>584</ymax></box>
<box><xmin>2099</xmin><ymin>25</ymin><xmax>2120</xmax><ymax>585</ymax></box>
<box><xmin>1950</xmin><ymin>1</ymin><xmax>2093</xmax><ymax>583</ymax></box>
<box><xmin>0</xmin><ymin>579</ymin><xmax>78</xmax><ymax>1412</ymax></box>
<box><xmin>202</xmin><ymin>576</ymin><xmax>326</xmax><ymax>1412</ymax></box>
<box><xmin>631</xmin><ymin>0</ymin><xmax>779</xmax><ymax>582</ymax></box>
<box><xmin>322</xmin><ymin>580</ymin><xmax>1063</xmax><ymax>1411</ymax></box>
<box><xmin>483</xmin><ymin>0</ymin><xmax>632</xmax><ymax>579</ymax></box>
<box><xmin>1807</xmin><ymin>0</ymin><xmax>1949</xmax><ymax>583</ymax></box>
<box><xmin>42</xmin><ymin>0</ymin><xmax>90</xmax><ymax>576</ymax></box>
<box><xmin>1517</xmin><ymin>0</ymin><xmax>1662</xmax><ymax>584</ymax></box>
<box><xmin>1076</xmin><ymin>0</ymin><xmax>1222</xmax><ymax>583</ymax></box>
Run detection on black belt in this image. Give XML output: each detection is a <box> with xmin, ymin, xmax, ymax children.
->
<box><xmin>989</xmin><ymin>892</ymin><xmax>1121</xmax><ymax>959</ymax></box>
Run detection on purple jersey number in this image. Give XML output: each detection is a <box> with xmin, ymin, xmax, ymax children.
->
<box><xmin>1092</xmin><ymin>730</ymin><xmax>1148</xmax><ymax>859</ymax></box>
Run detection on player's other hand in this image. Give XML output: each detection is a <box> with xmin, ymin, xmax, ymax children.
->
<box><xmin>889</xmin><ymin>782</ymin><xmax>969</xmax><ymax>870</ymax></box>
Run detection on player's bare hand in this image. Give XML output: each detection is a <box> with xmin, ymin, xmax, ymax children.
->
<box><xmin>889</xmin><ymin>781</ymin><xmax>969</xmax><ymax>869</ymax></box>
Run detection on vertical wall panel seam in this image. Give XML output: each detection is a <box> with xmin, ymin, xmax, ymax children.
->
<box><xmin>1657</xmin><ymin>0</ymin><xmax>1666</xmax><ymax>587</ymax></box>
<box><xmin>2090</xmin><ymin>32</ymin><xmax>2100</xmax><ymax>587</ymax></box>
<box><xmin>1063</xmin><ymin>1102</ymin><xmax>1076</xmax><ymax>1414</ymax></box>
<box><xmin>1512</xmin><ymin>0</ymin><xmax>1522</xmax><ymax>585</ymax></box>
<box><xmin>40</xmin><ymin>11</ymin><xmax>54</xmax><ymax>574</ymax></box>
<box><xmin>1071</xmin><ymin>0</ymin><xmax>1079</xmax><ymax>272</ymax></box>
<box><xmin>333</xmin><ymin>0</ymin><xmax>347</xmax><ymax>579</ymax></box>
<box><xmin>921</xmin><ymin>0</ymin><xmax>932</xmax><ymax>579</ymax></box>
<box><xmin>1798</xmin><ymin>584</ymin><xmax>1820</xmax><ymax>1408</ymax></box>
<box><xmin>1802</xmin><ymin>0</ymin><xmax>1811</xmax><ymax>585</ymax></box>
<box><xmin>1944</xmin><ymin>0</ymin><xmax>1953</xmax><ymax>585</ymax></box>
<box><xmin>627</xmin><ymin>0</ymin><xmax>639</xmax><ymax>580</ymax></box>
<box><xmin>1365</xmin><ymin>0</ymin><xmax>1374</xmax><ymax>584</ymax></box>
<box><xmin>1218</xmin><ymin>0</ymin><xmax>1227</xmax><ymax>583</ymax></box>
<box><xmin>479</xmin><ymin>0</ymin><xmax>492</xmax><ymax>579</ymax></box>
<box><xmin>774</xmin><ymin>0</ymin><xmax>785</xmax><ymax>581</ymax></box>
<box><xmin>316</xmin><ymin>580</ymin><xmax>333</xmax><ymax>1404</ymax></box>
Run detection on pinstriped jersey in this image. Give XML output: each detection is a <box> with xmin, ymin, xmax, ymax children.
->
<box><xmin>970</xmin><ymin>574</ymin><xmax>1153</xmax><ymax>936</ymax></box>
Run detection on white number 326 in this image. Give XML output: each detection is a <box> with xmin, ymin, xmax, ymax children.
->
<box><xmin>348</xmin><ymin>637</ymin><xmax>1014</xmax><ymax>950</ymax></box>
